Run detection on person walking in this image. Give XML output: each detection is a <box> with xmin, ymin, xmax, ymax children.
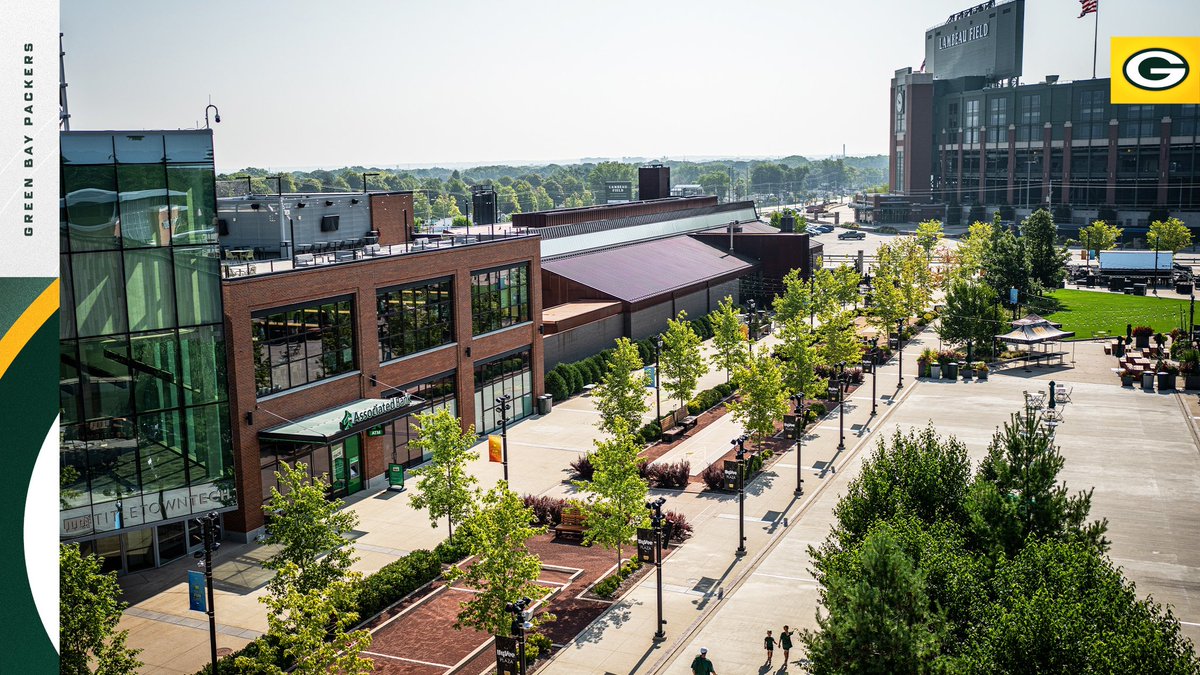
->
<box><xmin>779</xmin><ymin>625</ymin><xmax>794</xmax><ymax>668</ymax></box>
<box><xmin>764</xmin><ymin>630</ymin><xmax>776</xmax><ymax>666</ymax></box>
<box><xmin>690</xmin><ymin>647</ymin><xmax>716</xmax><ymax>675</ymax></box>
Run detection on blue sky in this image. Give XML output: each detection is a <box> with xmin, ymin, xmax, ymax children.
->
<box><xmin>61</xmin><ymin>0</ymin><xmax>1200</xmax><ymax>172</ymax></box>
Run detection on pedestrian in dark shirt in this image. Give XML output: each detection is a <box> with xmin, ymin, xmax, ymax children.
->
<box><xmin>779</xmin><ymin>625</ymin><xmax>794</xmax><ymax>668</ymax></box>
<box><xmin>690</xmin><ymin>647</ymin><xmax>716</xmax><ymax>674</ymax></box>
<box><xmin>764</xmin><ymin>630</ymin><xmax>775</xmax><ymax>666</ymax></box>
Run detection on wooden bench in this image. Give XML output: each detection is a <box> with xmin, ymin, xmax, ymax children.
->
<box><xmin>662</xmin><ymin>426</ymin><xmax>686</xmax><ymax>442</ymax></box>
<box><xmin>554</xmin><ymin>506</ymin><xmax>587</xmax><ymax>540</ymax></box>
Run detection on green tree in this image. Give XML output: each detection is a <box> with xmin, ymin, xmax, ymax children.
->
<box><xmin>802</xmin><ymin>526</ymin><xmax>952</xmax><ymax>674</ymax></box>
<box><xmin>728</xmin><ymin>348</ymin><xmax>789</xmax><ymax>444</ymax></box>
<box><xmin>868</xmin><ymin>242</ymin><xmax>908</xmax><ymax>341</ymax></box>
<box><xmin>710</xmin><ymin>295</ymin><xmax>748</xmax><ymax>381</ymax></box>
<box><xmin>593</xmin><ymin>338</ymin><xmax>649</xmax><ymax>436</ymax></box>
<box><xmin>444</xmin><ymin>481</ymin><xmax>548</xmax><ymax>636</ymax></box>
<box><xmin>659</xmin><ymin>311</ymin><xmax>706</xmax><ymax>414</ymax></box>
<box><xmin>1148</xmin><ymin>216</ymin><xmax>1193</xmax><ymax>253</ymax></box>
<box><xmin>261</xmin><ymin>461</ymin><xmax>359</xmax><ymax>595</ymax></box>
<box><xmin>697</xmin><ymin>170</ymin><xmax>731</xmax><ymax>199</ymax></box>
<box><xmin>897</xmin><ymin>236</ymin><xmax>935</xmax><ymax>317</ymax></box>
<box><xmin>236</xmin><ymin>563</ymin><xmax>373</xmax><ymax>675</ymax></box>
<box><xmin>1079</xmin><ymin>219</ymin><xmax>1123</xmax><ymax>257</ymax></box>
<box><xmin>409</xmin><ymin>408</ymin><xmax>480</xmax><ymax>542</ymax></box>
<box><xmin>952</xmin><ymin>219</ymin><xmax>996</xmax><ymax>281</ymax></box>
<box><xmin>60</xmin><ymin>544</ymin><xmax>143</xmax><ymax>675</ymax></box>
<box><xmin>967</xmin><ymin>410</ymin><xmax>1109</xmax><ymax>559</ymax></box>
<box><xmin>817</xmin><ymin>309</ymin><xmax>864</xmax><ymax>368</ymax></box>
<box><xmin>915</xmin><ymin>219</ymin><xmax>944</xmax><ymax>254</ymax></box>
<box><xmin>431</xmin><ymin>193</ymin><xmax>462</xmax><ymax>220</ymax></box>
<box><xmin>586</xmin><ymin>161</ymin><xmax>637</xmax><ymax>197</ymax></box>
<box><xmin>574</xmin><ymin>419</ymin><xmax>650</xmax><ymax>565</ymax></box>
<box><xmin>983</xmin><ymin>226</ymin><xmax>1033</xmax><ymax>309</ymax></box>
<box><xmin>776</xmin><ymin>318</ymin><xmax>826</xmax><ymax>400</ymax></box>
<box><xmin>938</xmin><ymin>279</ymin><xmax>1004</xmax><ymax>358</ymax></box>
<box><xmin>773</xmin><ymin>268</ymin><xmax>816</xmax><ymax>326</ymax></box>
<box><xmin>1021</xmin><ymin>208</ymin><xmax>1069</xmax><ymax>288</ymax></box>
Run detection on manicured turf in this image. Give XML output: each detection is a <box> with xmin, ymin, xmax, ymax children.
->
<box><xmin>1044</xmin><ymin>289</ymin><xmax>1191</xmax><ymax>340</ymax></box>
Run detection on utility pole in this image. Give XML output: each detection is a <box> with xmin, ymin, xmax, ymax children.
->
<box><xmin>646</xmin><ymin>497</ymin><xmax>667</xmax><ymax>641</ymax></box>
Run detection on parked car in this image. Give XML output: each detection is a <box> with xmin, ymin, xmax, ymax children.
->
<box><xmin>837</xmin><ymin>230</ymin><xmax>866</xmax><ymax>240</ymax></box>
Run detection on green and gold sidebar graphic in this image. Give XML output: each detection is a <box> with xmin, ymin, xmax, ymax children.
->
<box><xmin>0</xmin><ymin>278</ymin><xmax>59</xmax><ymax>671</ymax></box>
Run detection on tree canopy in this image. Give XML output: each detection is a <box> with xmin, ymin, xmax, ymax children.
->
<box><xmin>594</xmin><ymin>338</ymin><xmax>650</xmax><ymax>437</ymax></box>
<box><xmin>408</xmin><ymin>408</ymin><xmax>480</xmax><ymax>542</ymax></box>
<box><xmin>60</xmin><ymin>544</ymin><xmax>143</xmax><ymax>675</ymax></box>
<box><xmin>261</xmin><ymin>461</ymin><xmax>359</xmax><ymax>595</ymax></box>
<box><xmin>659</xmin><ymin>311</ymin><xmax>706</xmax><ymax>413</ymax></box>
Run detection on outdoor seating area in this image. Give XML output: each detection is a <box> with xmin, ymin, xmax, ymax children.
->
<box><xmin>995</xmin><ymin>314</ymin><xmax>1076</xmax><ymax>371</ymax></box>
<box><xmin>1109</xmin><ymin>326</ymin><xmax>1198</xmax><ymax>391</ymax></box>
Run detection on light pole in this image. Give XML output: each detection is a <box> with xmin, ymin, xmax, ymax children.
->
<box><xmin>896</xmin><ymin>319</ymin><xmax>905</xmax><ymax>389</ymax></box>
<box><xmin>836</xmin><ymin>361</ymin><xmax>847</xmax><ymax>452</ymax></box>
<box><xmin>494</xmin><ymin>395</ymin><xmax>512</xmax><ymax>482</ymax></box>
<box><xmin>732</xmin><ymin>435</ymin><xmax>748</xmax><ymax>556</ymax></box>
<box><xmin>790</xmin><ymin>394</ymin><xmax>805</xmax><ymax>497</ymax></box>
<box><xmin>193</xmin><ymin>512</ymin><xmax>221</xmax><ymax>675</ymax></box>
<box><xmin>204</xmin><ymin>103</ymin><xmax>220</xmax><ymax>129</ymax></box>
<box><xmin>504</xmin><ymin>597</ymin><xmax>532</xmax><ymax>674</ymax></box>
<box><xmin>362</xmin><ymin>172</ymin><xmax>380</xmax><ymax>193</ymax></box>
<box><xmin>654</xmin><ymin>335</ymin><xmax>664</xmax><ymax>439</ymax></box>
<box><xmin>1153</xmin><ymin>237</ymin><xmax>1160</xmax><ymax>296</ymax></box>
<box><xmin>646</xmin><ymin>496</ymin><xmax>667</xmax><ymax>640</ymax></box>
<box><xmin>867</xmin><ymin>345</ymin><xmax>878</xmax><ymax>417</ymax></box>
<box><xmin>747</xmin><ymin>299</ymin><xmax>757</xmax><ymax>341</ymax></box>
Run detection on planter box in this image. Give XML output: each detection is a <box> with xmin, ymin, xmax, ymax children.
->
<box><xmin>1135</xmin><ymin>335</ymin><xmax>1151</xmax><ymax>349</ymax></box>
<box><xmin>1121</xmin><ymin>375</ymin><xmax>1134</xmax><ymax>387</ymax></box>
<box><xmin>962</xmin><ymin>365</ymin><xmax>974</xmax><ymax>381</ymax></box>
<box><xmin>1158</xmin><ymin>372</ymin><xmax>1177</xmax><ymax>391</ymax></box>
<box><xmin>977</xmin><ymin>370</ymin><xmax>989</xmax><ymax>381</ymax></box>
<box><xmin>1186</xmin><ymin>374</ymin><xmax>1200</xmax><ymax>390</ymax></box>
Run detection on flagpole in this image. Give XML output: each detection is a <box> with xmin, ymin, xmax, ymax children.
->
<box><xmin>1092</xmin><ymin>1</ymin><xmax>1099</xmax><ymax>79</ymax></box>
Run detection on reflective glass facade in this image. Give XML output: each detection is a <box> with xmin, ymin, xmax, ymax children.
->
<box><xmin>378</xmin><ymin>278</ymin><xmax>455</xmax><ymax>361</ymax></box>
<box><xmin>474</xmin><ymin>349</ymin><xmax>533</xmax><ymax>434</ymax></box>
<box><xmin>251</xmin><ymin>297</ymin><xmax>356</xmax><ymax>397</ymax></box>
<box><xmin>381</xmin><ymin>373</ymin><xmax>458</xmax><ymax>468</ymax></box>
<box><xmin>59</xmin><ymin>132</ymin><xmax>235</xmax><ymax>563</ymax></box>
<box><xmin>471</xmin><ymin>263</ymin><xmax>530</xmax><ymax>335</ymax></box>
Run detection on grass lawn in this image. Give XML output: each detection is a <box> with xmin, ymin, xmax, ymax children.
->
<box><xmin>1044</xmin><ymin>289</ymin><xmax>1191</xmax><ymax>340</ymax></box>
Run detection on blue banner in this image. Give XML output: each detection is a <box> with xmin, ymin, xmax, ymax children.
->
<box><xmin>188</xmin><ymin>570</ymin><xmax>206</xmax><ymax>612</ymax></box>
<box><xmin>644</xmin><ymin>365</ymin><xmax>657</xmax><ymax>388</ymax></box>
<box><xmin>1009</xmin><ymin>287</ymin><xmax>1019</xmax><ymax>305</ymax></box>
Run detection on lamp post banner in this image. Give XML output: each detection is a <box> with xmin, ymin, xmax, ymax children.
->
<box><xmin>488</xmin><ymin>435</ymin><xmax>503</xmax><ymax>463</ymax></box>
<box><xmin>495</xmin><ymin>635</ymin><xmax>521</xmax><ymax>675</ymax></box>
<box><xmin>783</xmin><ymin>414</ymin><xmax>799</xmax><ymax>440</ymax></box>
<box><xmin>637</xmin><ymin>527</ymin><xmax>657</xmax><ymax>564</ymax></box>
<box><xmin>723</xmin><ymin>460</ymin><xmax>742</xmax><ymax>491</ymax></box>
<box><xmin>188</xmin><ymin>570</ymin><xmax>207</xmax><ymax>612</ymax></box>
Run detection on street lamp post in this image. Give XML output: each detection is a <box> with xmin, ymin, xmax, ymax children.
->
<box><xmin>790</xmin><ymin>394</ymin><xmax>805</xmax><ymax>497</ymax></box>
<box><xmin>362</xmin><ymin>172</ymin><xmax>380</xmax><ymax>193</ymax></box>
<box><xmin>654</xmin><ymin>335</ymin><xmax>664</xmax><ymax>440</ymax></box>
<box><xmin>747</xmin><ymin>299</ymin><xmax>757</xmax><ymax>342</ymax></box>
<box><xmin>494</xmin><ymin>395</ymin><xmax>512</xmax><ymax>482</ymax></box>
<box><xmin>732</xmin><ymin>435</ymin><xmax>748</xmax><ymax>556</ymax></box>
<box><xmin>504</xmin><ymin>597</ymin><xmax>533</xmax><ymax>675</ymax></box>
<box><xmin>867</xmin><ymin>346</ymin><xmax>878</xmax><ymax>417</ymax></box>
<box><xmin>897</xmin><ymin>319</ymin><xmax>905</xmax><ymax>389</ymax></box>
<box><xmin>836</xmin><ymin>361</ymin><xmax>847</xmax><ymax>452</ymax></box>
<box><xmin>646</xmin><ymin>496</ymin><xmax>667</xmax><ymax>640</ymax></box>
<box><xmin>193</xmin><ymin>512</ymin><xmax>221</xmax><ymax>675</ymax></box>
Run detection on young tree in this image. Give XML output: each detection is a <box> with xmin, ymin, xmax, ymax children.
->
<box><xmin>817</xmin><ymin>309</ymin><xmax>865</xmax><ymax>368</ymax></box>
<box><xmin>659</xmin><ymin>311</ymin><xmax>706</xmax><ymax>414</ymax></box>
<box><xmin>984</xmin><ymin>226</ymin><xmax>1034</xmax><ymax>309</ymax></box>
<box><xmin>938</xmin><ymin>279</ymin><xmax>1004</xmax><ymax>358</ymax></box>
<box><xmin>773</xmin><ymin>268</ymin><xmax>816</xmax><ymax>325</ymax></box>
<box><xmin>261</xmin><ymin>461</ymin><xmax>359</xmax><ymax>595</ymax></box>
<box><xmin>1078</xmin><ymin>219</ymin><xmax>1123</xmax><ymax>257</ymax></box>
<box><xmin>236</xmin><ymin>563</ymin><xmax>373</xmax><ymax>675</ymax></box>
<box><xmin>1148</xmin><ymin>216</ymin><xmax>1193</xmax><ymax>253</ymax></box>
<box><xmin>897</xmin><ymin>236</ymin><xmax>935</xmax><ymax>316</ymax></box>
<box><xmin>868</xmin><ymin>243</ymin><xmax>908</xmax><ymax>342</ymax></box>
<box><xmin>952</xmin><ymin>219</ymin><xmax>995</xmax><ymax>281</ymax></box>
<box><xmin>593</xmin><ymin>337</ymin><xmax>650</xmax><ymax>436</ymax></box>
<box><xmin>776</xmin><ymin>318</ymin><xmax>826</xmax><ymax>400</ymax></box>
<box><xmin>409</xmin><ymin>408</ymin><xmax>480</xmax><ymax>542</ymax></box>
<box><xmin>710</xmin><ymin>295</ymin><xmax>748</xmax><ymax>381</ymax></box>
<box><xmin>444</xmin><ymin>481</ymin><xmax>548</xmax><ymax>636</ymax></box>
<box><xmin>60</xmin><ymin>544</ymin><xmax>143</xmax><ymax>675</ymax></box>
<box><xmin>574</xmin><ymin>419</ymin><xmax>650</xmax><ymax>566</ymax></box>
<box><xmin>728</xmin><ymin>348</ymin><xmax>789</xmax><ymax>445</ymax></box>
<box><xmin>967</xmin><ymin>410</ymin><xmax>1109</xmax><ymax>559</ymax></box>
<box><xmin>915</xmin><ymin>218</ymin><xmax>944</xmax><ymax>254</ymax></box>
<box><xmin>1021</xmin><ymin>208</ymin><xmax>1069</xmax><ymax>288</ymax></box>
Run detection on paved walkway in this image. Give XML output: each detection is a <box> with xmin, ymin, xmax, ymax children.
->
<box><xmin>540</xmin><ymin>339</ymin><xmax>1200</xmax><ymax>674</ymax></box>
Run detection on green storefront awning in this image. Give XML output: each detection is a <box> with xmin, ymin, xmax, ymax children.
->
<box><xmin>259</xmin><ymin>395</ymin><xmax>425</xmax><ymax>444</ymax></box>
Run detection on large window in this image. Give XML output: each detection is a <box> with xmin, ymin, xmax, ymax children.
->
<box><xmin>987</xmin><ymin>98</ymin><xmax>1007</xmax><ymax>144</ymax></box>
<box><xmin>1076</xmin><ymin>89</ymin><xmax>1107</xmax><ymax>140</ymax></box>
<box><xmin>1120</xmin><ymin>105</ymin><xmax>1157</xmax><ymax>138</ymax></box>
<box><xmin>377</xmin><ymin>278</ymin><xmax>454</xmax><ymax>362</ymax></box>
<box><xmin>965</xmin><ymin>100</ymin><xmax>981</xmax><ymax>144</ymax></box>
<box><xmin>381</xmin><ymin>373</ymin><xmax>458</xmax><ymax>468</ymax></box>
<box><xmin>252</xmin><ymin>297</ymin><xmax>355</xmax><ymax>397</ymax></box>
<box><xmin>474</xmin><ymin>349</ymin><xmax>533</xmax><ymax>434</ymax></box>
<box><xmin>471</xmin><ymin>263</ymin><xmax>530</xmax><ymax>335</ymax></box>
<box><xmin>1017</xmin><ymin>94</ymin><xmax>1041</xmax><ymax>142</ymax></box>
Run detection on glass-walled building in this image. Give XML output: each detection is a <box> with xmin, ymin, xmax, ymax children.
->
<box><xmin>59</xmin><ymin>130</ymin><xmax>235</xmax><ymax>574</ymax></box>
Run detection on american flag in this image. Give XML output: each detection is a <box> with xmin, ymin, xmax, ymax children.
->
<box><xmin>1078</xmin><ymin>0</ymin><xmax>1097</xmax><ymax>18</ymax></box>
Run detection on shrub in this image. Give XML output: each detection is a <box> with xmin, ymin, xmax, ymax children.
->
<box><xmin>433</xmin><ymin>535</ymin><xmax>470</xmax><ymax>565</ymax></box>
<box><xmin>565</xmin><ymin>364</ymin><xmax>584</xmax><ymax>394</ymax></box>
<box><xmin>700</xmin><ymin>463</ymin><xmax>726</xmax><ymax>491</ymax></box>
<box><xmin>523</xmin><ymin>494</ymin><xmax>568</xmax><ymax>527</ymax></box>
<box><xmin>569</xmin><ymin>453</ymin><xmax>595</xmax><ymax>481</ymax></box>
<box><xmin>654</xmin><ymin>461</ymin><xmax>691</xmax><ymax>489</ymax></box>
<box><xmin>575</xmin><ymin>359</ymin><xmax>597</xmax><ymax>385</ymax></box>
<box><xmin>878</xmin><ymin>225</ymin><xmax>900</xmax><ymax>234</ymax></box>
<box><xmin>639</xmin><ymin>461</ymin><xmax>661</xmax><ymax>484</ymax></box>
<box><xmin>716</xmin><ymin>382</ymin><xmax>734</xmax><ymax>398</ymax></box>
<box><xmin>593</xmin><ymin>574</ymin><xmax>620</xmax><ymax>599</ymax></box>
<box><xmin>1132</xmin><ymin>325</ymin><xmax>1154</xmax><ymax>338</ymax></box>
<box><xmin>355</xmin><ymin>548</ymin><xmax>443</xmax><ymax>620</ymax></box>
<box><xmin>637</xmin><ymin>422</ymin><xmax>661</xmax><ymax>445</ymax></box>
<box><xmin>809</xmin><ymin>402</ymin><xmax>827</xmax><ymax>418</ymax></box>
<box><xmin>636</xmin><ymin>339</ymin><xmax>654</xmax><ymax>365</ymax></box>
<box><xmin>663</xmin><ymin>509</ymin><xmax>693</xmax><ymax>542</ymax></box>
<box><xmin>525</xmin><ymin>632</ymin><xmax>553</xmax><ymax>665</ymax></box>
<box><xmin>545</xmin><ymin>370</ymin><xmax>569</xmax><ymax>402</ymax></box>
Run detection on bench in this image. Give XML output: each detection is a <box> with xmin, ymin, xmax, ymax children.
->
<box><xmin>554</xmin><ymin>506</ymin><xmax>587</xmax><ymax>540</ymax></box>
<box><xmin>295</xmin><ymin>253</ymin><xmax>315</xmax><ymax>267</ymax></box>
<box><xmin>681</xmin><ymin>415</ymin><xmax>699</xmax><ymax>430</ymax></box>
<box><xmin>662</xmin><ymin>426</ymin><xmax>686</xmax><ymax>442</ymax></box>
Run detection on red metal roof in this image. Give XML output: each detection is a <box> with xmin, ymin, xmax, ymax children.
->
<box><xmin>541</xmin><ymin>236</ymin><xmax>756</xmax><ymax>303</ymax></box>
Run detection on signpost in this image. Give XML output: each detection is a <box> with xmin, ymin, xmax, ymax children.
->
<box><xmin>723</xmin><ymin>459</ymin><xmax>741</xmax><ymax>491</ymax></box>
<box><xmin>495</xmin><ymin>635</ymin><xmax>521</xmax><ymax>675</ymax></box>
<box><xmin>783</xmin><ymin>413</ymin><xmax>799</xmax><ymax>441</ymax></box>
<box><xmin>637</xmin><ymin>527</ymin><xmax>656</xmax><ymax>564</ymax></box>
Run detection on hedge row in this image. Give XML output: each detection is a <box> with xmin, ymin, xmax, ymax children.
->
<box><xmin>686</xmin><ymin>382</ymin><xmax>735</xmax><ymax>416</ymax></box>
<box><xmin>546</xmin><ymin>349</ymin><xmax>616</xmax><ymax>402</ymax></box>
<box><xmin>195</xmin><ymin>543</ymin><xmax>465</xmax><ymax>674</ymax></box>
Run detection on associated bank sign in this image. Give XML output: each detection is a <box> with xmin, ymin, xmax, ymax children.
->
<box><xmin>939</xmin><ymin>22</ymin><xmax>989</xmax><ymax>50</ymax></box>
<box><xmin>339</xmin><ymin>394</ymin><xmax>412</xmax><ymax>431</ymax></box>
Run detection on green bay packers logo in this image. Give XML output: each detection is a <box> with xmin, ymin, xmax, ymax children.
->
<box><xmin>1123</xmin><ymin>48</ymin><xmax>1189</xmax><ymax>91</ymax></box>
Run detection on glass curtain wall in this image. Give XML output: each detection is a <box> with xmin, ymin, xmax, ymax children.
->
<box><xmin>380</xmin><ymin>374</ymin><xmax>458</xmax><ymax>468</ymax></box>
<box><xmin>473</xmin><ymin>349</ymin><xmax>532</xmax><ymax>434</ymax></box>
<box><xmin>251</xmin><ymin>298</ymin><xmax>355</xmax><ymax>397</ymax></box>
<box><xmin>59</xmin><ymin>131</ymin><xmax>234</xmax><ymax>554</ymax></box>
<box><xmin>471</xmin><ymin>263</ymin><xmax>530</xmax><ymax>334</ymax></box>
<box><xmin>377</xmin><ymin>278</ymin><xmax>454</xmax><ymax>361</ymax></box>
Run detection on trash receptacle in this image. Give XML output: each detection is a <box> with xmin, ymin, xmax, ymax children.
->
<box><xmin>537</xmin><ymin>394</ymin><xmax>553</xmax><ymax>415</ymax></box>
<box><xmin>1133</xmin><ymin>283</ymin><xmax>1146</xmax><ymax>296</ymax></box>
<box><xmin>945</xmin><ymin>362</ymin><xmax>959</xmax><ymax>380</ymax></box>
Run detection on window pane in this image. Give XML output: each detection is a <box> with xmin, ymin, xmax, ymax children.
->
<box><xmin>124</xmin><ymin>248</ymin><xmax>176</xmax><ymax>332</ymax></box>
<box><xmin>62</xmin><ymin>134</ymin><xmax>115</xmax><ymax>164</ymax></box>
<box><xmin>84</xmin><ymin>420</ymin><xmax>138</xmax><ymax>510</ymax></box>
<box><xmin>64</xmin><ymin>165</ymin><xmax>122</xmax><ymax>251</ymax></box>
<box><xmin>179</xmin><ymin>325</ymin><xmax>228</xmax><ymax>405</ymax></box>
<box><xmin>174</xmin><ymin>246</ymin><xmax>221</xmax><ymax>325</ymax></box>
<box><xmin>129</xmin><ymin>331</ymin><xmax>179</xmax><ymax>413</ymax></box>
<box><xmin>60</xmin><ymin>256</ymin><xmax>76</xmax><ymax>339</ymax></box>
<box><xmin>164</xmin><ymin>133</ymin><xmax>214</xmax><ymax>163</ymax></box>
<box><xmin>137</xmin><ymin>409</ymin><xmax>186</xmax><ymax>493</ymax></box>
<box><xmin>115</xmin><ymin>133</ymin><xmax>165</xmax><ymax>164</ymax></box>
<box><xmin>185</xmin><ymin>403</ymin><xmax>231</xmax><ymax>485</ymax></box>
<box><xmin>167</xmin><ymin>165</ymin><xmax>219</xmax><ymax>245</ymax></box>
<box><xmin>117</xmin><ymin>164</ymin><xmax>170</xmax><ymax>248</ymax></box>
<box><xmin>78</xmin><ymin>336</ymin><xmax>132</xmax><ymax>421</ymax></box>
<box><xmin>61</xmin><ymin>342</ymin><xmax>81</xmax><ymax>425</ymax></box>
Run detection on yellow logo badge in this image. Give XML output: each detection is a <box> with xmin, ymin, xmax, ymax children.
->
<box><xmin>1111</xmin><ymin>37</ymin><xmax>1200</xmax><ymax>104</ymax></box>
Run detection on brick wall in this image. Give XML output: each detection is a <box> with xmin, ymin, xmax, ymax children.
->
<box><xmin>221</xmin><ymin>236</ymin><xmax>543</xmax><ymax>536</ymax></box>
<box><xmin>369</xmin><ymin>192</ymin><xmax>413</xmax><ymax>246</ymax></box>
